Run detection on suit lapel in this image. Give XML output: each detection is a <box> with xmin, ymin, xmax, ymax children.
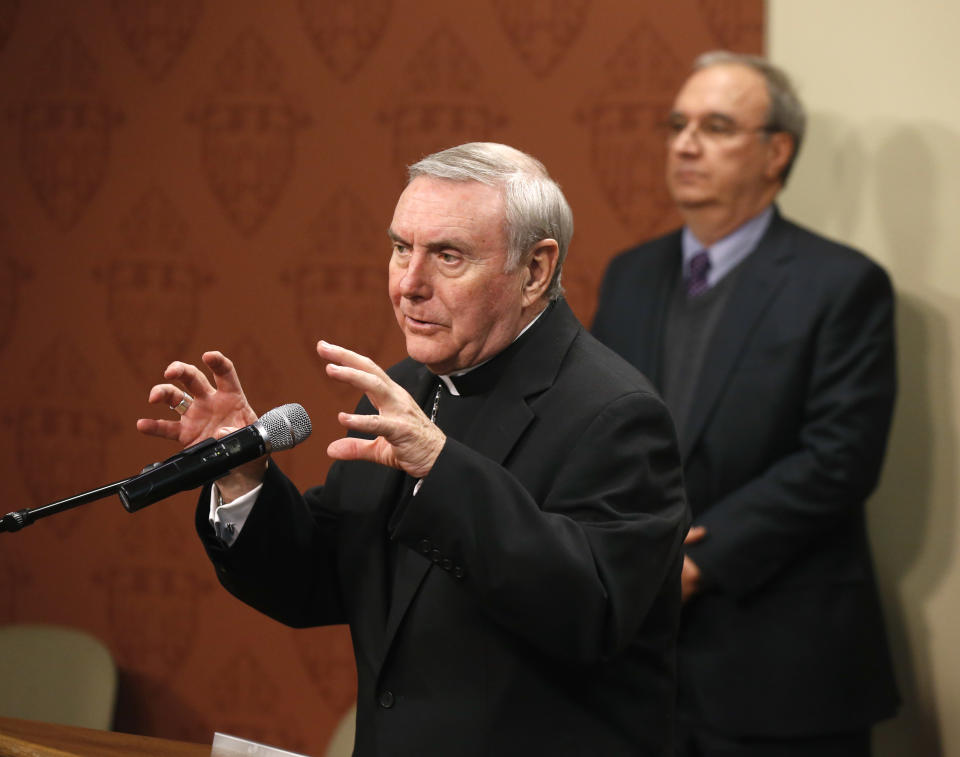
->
<box><xmin>680</xmin><ymin>214</ymin><xmax>794</xmax><ymax>458</ymax></box>
<box><xmin>469</xmin><ymin>300</ymin><xmax>578</xmax><ymax>463</ymax></box>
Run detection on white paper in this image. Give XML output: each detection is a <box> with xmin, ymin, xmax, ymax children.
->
<box><xmin>210</xmin><ymin>732</ymin><xmax>311</xmax><ymax>757</ymax></box>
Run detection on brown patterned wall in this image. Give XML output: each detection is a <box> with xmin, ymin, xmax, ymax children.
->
<box><xmin>0</xmin><ymin>0</ymin><xmax>761</xmax><ymax>752</ymax></box>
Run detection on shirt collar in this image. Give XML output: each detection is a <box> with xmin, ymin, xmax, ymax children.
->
<box><xmin>682</xmin><ymin>205</ymin><xmax>774</xmax><ymax>287</ymax></box>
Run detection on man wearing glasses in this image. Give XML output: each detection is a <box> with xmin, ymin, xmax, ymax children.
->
<box><xmin>592</xmin><ymin>52</ymin><xmax>899</xmax><ymax>756</ymax></box>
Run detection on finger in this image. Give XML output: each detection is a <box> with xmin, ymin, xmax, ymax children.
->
<box><xmin>136</xmin><ymin>418</ymin><xmax>184</xmax><ymax>441</ymax></box>
<box><xmin>337</xmin><ymin>411</ymin><xmax>390</xmax><ymax>438</ymax></box>
<box><xmin>318</xmin><ymin>340</ymin><xmax>390</xmax><ymax>381</ymax></box>
<box><xmin>202</xmin><ymin>351</ymin><xmax>246</xmax><ymax>395</ymax></box>
<box><xmin>327</xmin><ymin>436</ymin><xmax>377</xmax><ymax>463</ymax></box>
<box><xmin>325</xmin><ymin>362</ymin><xmax>383</xmax><ymax>396</ymax></box>
<box><xmin>147</xmin><ymin>383</ymin><xmax>192</xmax><ymax>409</ymax></box>
<box><xmin>325</xmin><ymin>363</ymin><xmax>394</xmax><ymax>410</ymax></box>
<box><xmin>162</xmin><ymin>360</ymin><xmax>216</xmax><ymax>399</ymax></box>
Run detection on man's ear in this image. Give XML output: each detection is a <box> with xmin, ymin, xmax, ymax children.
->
<box><xmin>521</xmin><ymin>239</ymin><xmax>559</xmax><ymax>307</ymax></box>
<box><xmin>765</xmin><ymin>132</ymin><xmax>795</xmax><ymax>182</ymax></box>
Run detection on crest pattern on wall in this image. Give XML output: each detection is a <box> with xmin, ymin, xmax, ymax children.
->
<box><xmin>299</xmin><ymin>0</ymin><xmax>392</xmax><ymax>82</ymax></box>
<box><xmin>99</xmin><ymin>188</ymin><xmax>212</xmax><ymax>381</ymax></box>
<box><xmin>16</xmin><ymin>28</ymin><xmax>123</xmax><ymax>231</ymax></box>
<box><xmin>112</xmin><ymin>0</ymin><xmax>205</xmax><ymax>81</ymax></box>
<box><xmin>0</xmin><ymin>1</ymin><xmax>762</xmax><ymax>753</ymax></box>
<box><xmin>492</xmin><ymin>0</ymin><xmax>591</xmax><ymax>77</ymax></box>
<box><xmin>380</xmin><ymin>23</ymin><xmax>509</xmax><ymax>175</ymax></box>
<box><xmin>578</xmin><ymin>21</ymin><xmax>683</xmax><ymax>238</ymax></box>
<box><xmin>189</xmin><ymin>30</ymin><xmax>311</xmax><ymax>236</ymax></box>
<box><xmin>286</xmin><ymin>190</ymin><xmax>393</xmax><ymax>377</ymax></box>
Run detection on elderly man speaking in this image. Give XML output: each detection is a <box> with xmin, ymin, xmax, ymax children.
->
<box><xmin>136</xmin><ymin>143</ymin><xmax>688</xmax><ymax>756</ymax></box>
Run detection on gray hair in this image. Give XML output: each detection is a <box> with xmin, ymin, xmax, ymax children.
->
<box><xmin>407</xmin><ymin>142</ymin><xmax>574</xmax><ymax>301</ymax></box>
<box><xmin>694</xmin><ymin>50</ymin><xmax>807</xmax><ymax>184</ymax></box>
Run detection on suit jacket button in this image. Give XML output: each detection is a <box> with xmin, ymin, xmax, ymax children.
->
<box><xmin>441</xmin><ymin>558</ymin><xmax>452</xmax><ymax>571</ymax></box>
<box><xmin>418</xmin><ymin>539</ymin><xmax>431</xmax><ymax>554</ymax></box>
<box><xmin>379</xmin><ymin>690</ymin><xmax>395</xmax><ymax>709</ymax></box>
<box><xmin>430</xmin><ymin>548</ymin><xmax>442</xmax><ymax>563</ymax></box>
<box><xmin>454</xmin><ymin>566</ymin><xmax>465</xmax><ymax>580</ymax></box>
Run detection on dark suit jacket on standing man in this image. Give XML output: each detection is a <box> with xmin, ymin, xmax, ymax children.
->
<box><xmin>197</xmin><ymin>300</ymin><xmax>689</xmax><ymax>756</ymax></box>
<box><xmin>592</xmin><ymin>209</ymin><xmax>900</xmax><ymax>737</ymax></box>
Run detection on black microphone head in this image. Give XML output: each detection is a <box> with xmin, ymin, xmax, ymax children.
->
<box><xmin>256</xmin><ymin>403</ymin><xmax>312</xmax><ymax>452</ymax></box>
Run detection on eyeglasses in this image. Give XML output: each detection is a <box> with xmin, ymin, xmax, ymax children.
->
<box><xmin>662</xmin><ymin>113</ymin><xmax>778</xmax><ymax>143</ymax></box>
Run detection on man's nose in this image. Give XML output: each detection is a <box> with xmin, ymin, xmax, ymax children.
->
<box><xmin>670</xmin><ymin>123</ymin><xmax>702</xmax><ymax>155</ymax></box>
<box><xmin>398</xmin><ymin>251</ymin><xmax>432</xmax><ymax>297</ymax></box>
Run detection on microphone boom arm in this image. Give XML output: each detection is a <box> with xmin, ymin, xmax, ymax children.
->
<box><xmin>0</xmin><ymin>477</ymin><xmax>134</xmax><ymax>533</ymax></box>
<box><xmin>1</xmin><ymin>403</ymin><xmax>311</xmax><ymax>533</ymax></box>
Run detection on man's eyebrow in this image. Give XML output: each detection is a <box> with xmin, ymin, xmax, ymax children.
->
<box><xmin>670</xmin><ymin>109</ymin><xmax>737</xmax><ymax>123</ymax></box>
<box><xmin>387</xmin><ymin>229</ymin><xmax>409</xmax><ymax>246</ymax></box>
<box><xmin>386</xmin><ymin>229</ymin><xmax>470</xmax><ymax>253</ymax></box>
<box><xmin>424</xmin><ymin>239</ymin><xmax>468</xmax><ymax>254</ymax></box>
<box><xmin>702</xmin><ymin>111</ymin><xmax>736</xmax><ymax>123</ymax></box>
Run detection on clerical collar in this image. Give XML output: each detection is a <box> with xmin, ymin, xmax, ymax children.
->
<box><xmin>437</xmin><ymin>302</ymin><xmax>553</xmax><ymax>397</ymax></box>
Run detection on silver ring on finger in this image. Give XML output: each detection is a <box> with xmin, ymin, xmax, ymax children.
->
<box><xmin>170</xmin><ymin>392</ymin><xmax>193</xmax><ymax>415</ymax></box>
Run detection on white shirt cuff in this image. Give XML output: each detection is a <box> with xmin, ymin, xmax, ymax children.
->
<box><xmin>208</xmin><ymin>483</ymin><xmax>263</xmax><ymax>547</ymax></box>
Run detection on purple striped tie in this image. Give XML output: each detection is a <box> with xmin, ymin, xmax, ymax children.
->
<box><xmin>686</xmin><ymin>249</ymin><xmax>712</xmax><ymax>297</ymax></box>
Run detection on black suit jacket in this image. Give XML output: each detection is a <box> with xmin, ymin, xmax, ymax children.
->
<box><xmin>592</xmin><ymin>210</ymin><xmax>899</xmax><ymax>736</ymax></box>
<box><xmin>198</xmin><ymin>300</ymin><xmax>689</xmax><ymax>756</ymax></box>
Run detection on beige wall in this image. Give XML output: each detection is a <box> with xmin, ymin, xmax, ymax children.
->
<box><xmin>768</xmin><ymin>3</ymin><xmax>960</xmax><ymax>755</ymax></box>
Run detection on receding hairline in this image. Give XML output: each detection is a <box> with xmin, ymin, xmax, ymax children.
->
<box><xmin>389</xmin><ymin>177</ymin><xmax>509</xmax><ymax>253</ymax></box>
<box><xmin>403</xmin><ymin>142</ymin><xmax>574</xmax><ymax>300</ymax></box>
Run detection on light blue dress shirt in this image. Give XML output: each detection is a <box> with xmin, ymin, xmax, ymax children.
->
<box><xmin>681</xmin><ymin>205</ymin><xmax>774</xmax><ymax>288</ymax></box>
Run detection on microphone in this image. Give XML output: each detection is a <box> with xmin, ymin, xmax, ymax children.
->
<box><xmin>118</xmin><ymin>403</ymin><xmax>312</xmax><ymax>513</ymax></box>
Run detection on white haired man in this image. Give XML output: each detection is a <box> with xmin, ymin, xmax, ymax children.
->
<box><xmin>138</xmin><ymin>143</ymin><xmax>688</xmax><ymax>756</ymax></box>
